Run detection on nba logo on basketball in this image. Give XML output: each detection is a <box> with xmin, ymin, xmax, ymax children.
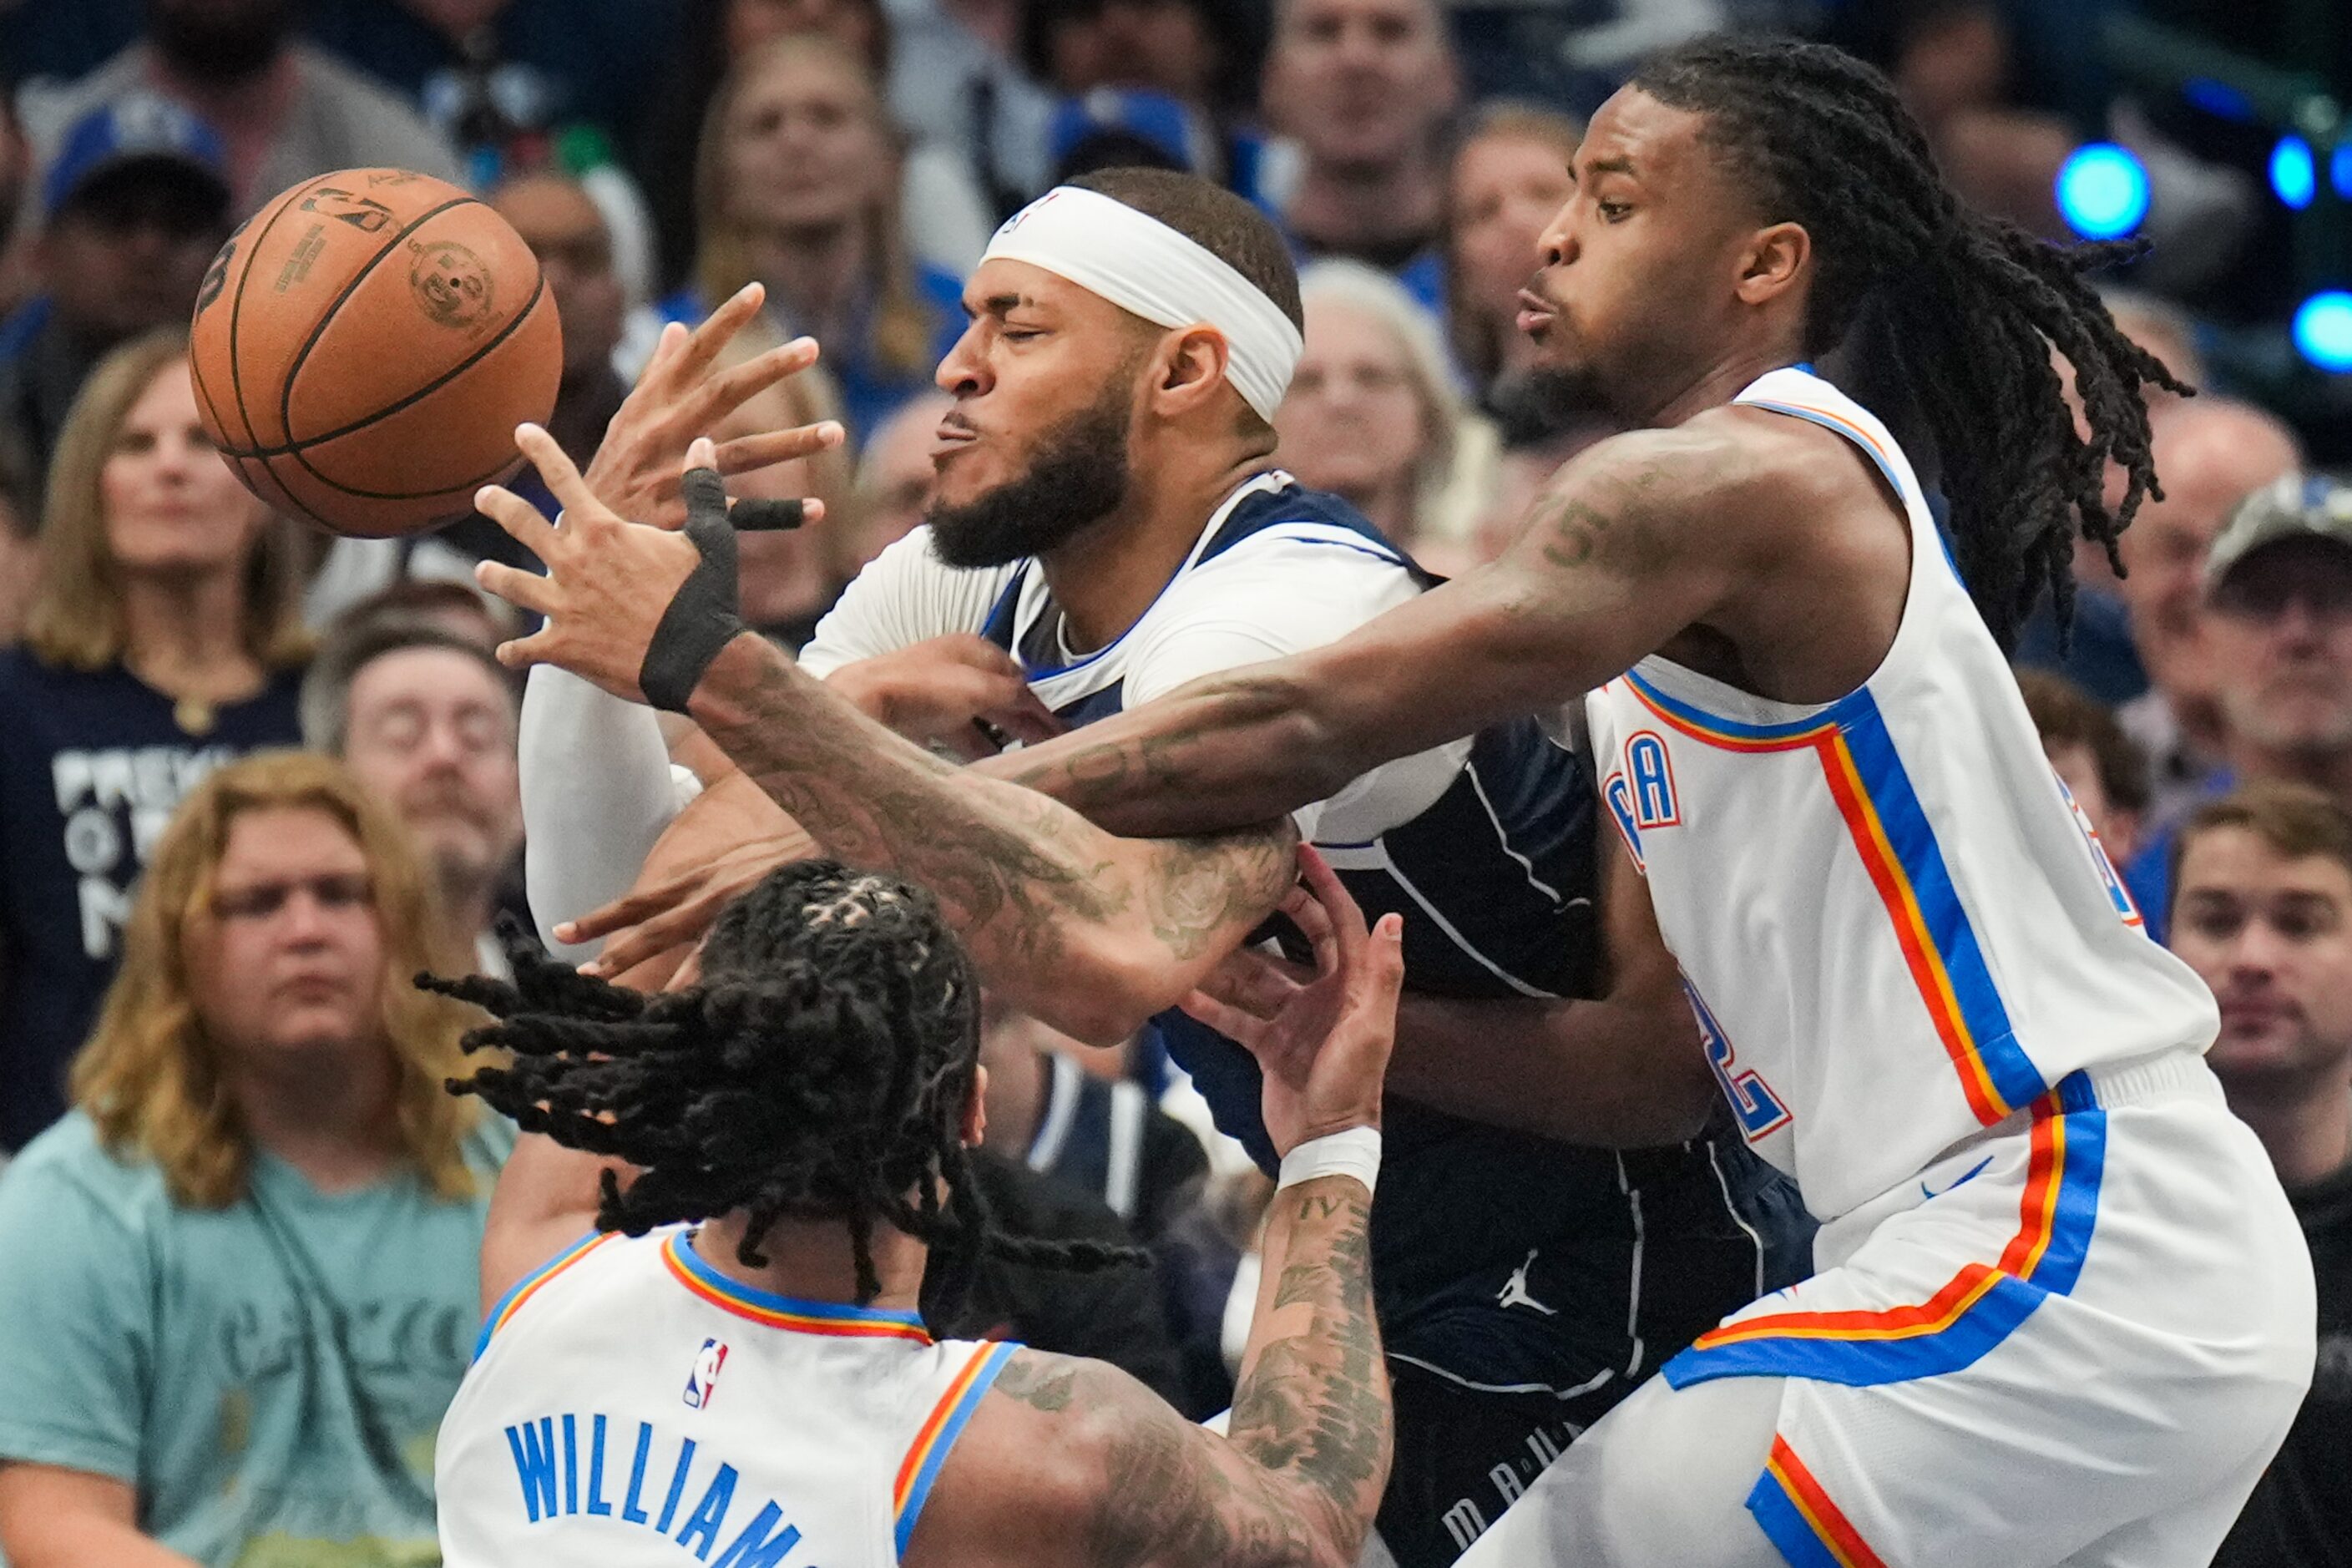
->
<box><xmin>683</xmin><ymin>1338</ymin><xmax>728</xmax><ymax>1409</ymax></box>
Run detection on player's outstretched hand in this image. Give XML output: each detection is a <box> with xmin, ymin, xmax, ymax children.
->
<box><xmin>559</xmin><ymin>771</ymin><xmax>813</xmax><ymax>978</ymax></box>
<box><xmin>1186</xmin><ymin>846</ymin><xmax>1403</xmax><ymax>1156</ymax></box>
<box><xmin>584</xmin><ymin>283</ymin><xmax>844</xmax><ymax>529</ymax></box>
<box><xmin>476</xmin><ymin>430</ymin><xmax>807</xmax><ymax>704</ymax></box>
<box><xmin>829</xmin><ymin>635</ymin><xmax>1067</xmax><ymax>760</ymax></box>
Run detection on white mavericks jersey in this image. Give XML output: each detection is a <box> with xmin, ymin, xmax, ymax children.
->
<box><xmin>436</xmin><ymin>1227</ymin><xmax>1014</xmax><ymax>1567</ymax></box>
<box><xmin>1585</xmin><ymin>367</ymin><xmax>2218</xmax><ymax>1222</ymax></box>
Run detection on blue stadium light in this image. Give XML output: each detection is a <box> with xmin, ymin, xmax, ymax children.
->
<box><xmin>2272</xmin><ymin>136</ymin><xmax>2316</xmax><ymax>210</ymax></box>
<box><xmin>2183</xmin><ymin>77</ymin><xmax>2257</xmax><ymax>124</ymax></box>
<box><xmin>2056</xmin><ymin>144</ymin><xmax>2150</xmax><ymax>240</ymax></box>
<box><xmin>2294</xmin><ymin>292</ymin><xmax>2352</xmax><ymax>373</ymax></box>
<box><xmin>2335</xmin><ymin>143</ymin><xmax>2352</xmax><ymax>200</ymax></box>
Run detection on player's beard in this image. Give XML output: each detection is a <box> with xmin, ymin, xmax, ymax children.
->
<box><xmin>927</xmin><ymin>378</ymin><xmax>1133</xmax><ymax>569</ymax></box>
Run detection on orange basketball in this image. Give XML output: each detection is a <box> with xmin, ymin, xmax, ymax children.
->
<box><xmin>189</xmin><ymin>168</ymin><xmax>562</xmax><ymax>539</ymax></box>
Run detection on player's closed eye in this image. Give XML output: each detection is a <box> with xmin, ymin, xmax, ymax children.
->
<box><xmin>211</xmin><ymin>874</ymin><xmax>375</xmax><ymax>921</ymax></box>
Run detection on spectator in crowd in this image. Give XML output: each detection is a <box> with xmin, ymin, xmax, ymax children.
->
<box><xmin>842</xmin><ymin>384</ymin><xmax>948</xmax><ymax>573</ymax></box>
<box><xmin>14</xmin><ymin>0</ymin><xmax>461</xmax><ymax>217</ymax></box>
<box><xmin>2111</xmin><ymin>401</ymin><xmax>2304</xmax><ymax>825</ymax></box>
<box><xmin>301</xmin><ymin>0</ymin><xmax>679</xmax><ymax>171</ymax></box>
<box><xmin>2016</xmin><ymin>667</ymin><xmax>2152</xmax><ymax>870</ymax></box>
<box><xmin>2167</xmin><ymin>784</ymin><xmax>2352</xmax><ymax>1566</ymax></box>
<box><xmin>1444</xmin><ymin>102</ymin><xmax>1580</xmax><ymax>416</ymax></box>
<box><xmin>1021</xmin><ymin>0</ymin><xmax>1275</xmax><ymax>202</ymax></box>
<box><xmin>1277</xmin><ymin>259</ymin><xmax>1486</xmax><ymax>574</ymax></box>
<box><xmin>319</xmin><ymin>575</ymin><xmax>512</xmax><ymax>655</ymax></box>
<box><xmin>881</xmin><ymin>0</ymin><xmax>1060</xmax><ymax>221</ymax></box>
<box><xmin>0</xmin><ymin>96</ymin><xmax>232</xmax><ymax>503</ymax></box>
<box><xmin>0</xmin><ymin>438</ymin><xmax>36</xmax><ymax>642</ymax></box>
<box><xmin>0</xmin><ymin>330</ymin><xmax>310</xmax><ymax>1155</ymax></box>
<box><xmin>301</xmin><ymin>620</ymin><xmax>524</xmax><ymax>975</ymax></box>
<box><xmin>979</xmin><ymin>999</ymin><xmax>1209</xmax><ymax>1243</ymax></box>
<box><xmin>635</xmin><ymin>0</ymin><xmax>996</xmax><ymax>297</ymax></box>
<box><xmin>493</xmin><ymin>171</ymin><xmax>629</xmax><ymax>466</ymax></box>
<box><xmin>1263</xmin><ymin>0</ymin><xmax>1460</xmax><ymax>313</ymax></box>
<box><xmin>2127</xmin><ymin>473</ymin><xmax>2352</xmax><ymax>939</ymax></box>
<box><xmin>0</xmin><ymin>751</ymin><xmax>506</xmax><ymax>1566</ymax></box>
<box><xmin>665</xmin><ymin>30</ymin><xmax>964</xmax><ymax>443</ymax></box>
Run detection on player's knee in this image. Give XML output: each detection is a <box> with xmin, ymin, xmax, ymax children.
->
<box><xmin>1585</xmin><ymin>1376</ymin><xmax>1787</xmax><ymax>1566</ymax></box>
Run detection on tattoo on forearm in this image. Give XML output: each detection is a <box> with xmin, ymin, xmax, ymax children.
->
<box><xmin>695</xmin><ymin>641</ymin><xmax>1292</xmax><ymax>984</ymax></box>
<box><xmin>985</xmin><ymin>1188</ymin><xmax>1384</xmax><ymax>1568</ymax></box>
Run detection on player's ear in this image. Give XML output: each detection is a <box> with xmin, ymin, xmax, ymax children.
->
<box><xmin>1735</xmin><ymin>220</ymin><xmax>1810</xmax><ymax>308</ymax></box>
<box><xmin>962</xmin><ymin>1064</ymin><xmax>989</xmax><ymax>1148</ymax></box>
<box><xmin>1151</xmin><ymin>326</ymin><xmax>1232</xmax><ymax>420</ymax></box>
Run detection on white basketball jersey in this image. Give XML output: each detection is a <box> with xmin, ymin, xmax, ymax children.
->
<box><xmin>435</xmin><ymin>1227</ymin><xmax>1014</xmax><ymax>1567</ymax></box>
<box><xmin>1585</xmin><ymin>367</ymin><xmax>2218</xmax><ymax>1221</ymax></box>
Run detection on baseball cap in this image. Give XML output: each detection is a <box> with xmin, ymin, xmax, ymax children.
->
<box><xmin>2204</xmin><ymin>472</ymin><xmax>2352</xmax><ymax>593</ymax></box>
<box><xmin>41</xmin><ymin>94</ymin><xmax>232</xmax><ymax>222</ymax></box>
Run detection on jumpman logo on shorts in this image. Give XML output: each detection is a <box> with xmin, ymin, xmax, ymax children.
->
<box><xmin>1497</xmin><ymin>1251</ymin><xmax>1558</xmax><ymax>1316</ymax></box>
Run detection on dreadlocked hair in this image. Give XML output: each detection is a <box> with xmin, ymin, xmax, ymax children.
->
<box><xmin>1630</xmin><ymin>35</ymin><xmax>2193</xmax><ymax>650</ymax></box>
<box><xmin>422</xmin><ymin>860</ymin><xmax>1143</xmax><ymax>1320</ymax></box>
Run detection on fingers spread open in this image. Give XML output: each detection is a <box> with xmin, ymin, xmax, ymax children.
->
<box><xmin>474</xmin><ymin>479</ymin><xmax>561</xmax><ymax>555</ymax></box>
<box><xmin>514</xmin><ymin>423</ymin><xmax>606</xmax><ymax>523</ymax></box>
<box><xmin>475</xmin><ymin>558</ymin><xmax>558</xmax><ymax>616</ymax></box>
<box><xmin>714</xmin><ymin>420</ymin><xmax>846</xmax><ymax>478</ymax></box>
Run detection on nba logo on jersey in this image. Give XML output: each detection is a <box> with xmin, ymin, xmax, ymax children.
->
<box><xmin>683</xmin><ymin>1338</ymin><xmax>728</xmax><ymax>1409</ymax></box>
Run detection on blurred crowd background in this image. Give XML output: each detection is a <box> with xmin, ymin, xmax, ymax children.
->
<box><xmin>0</xmin><ymin>0</ymin><xmax>2349</xmax><ymax>1565</ymax></box>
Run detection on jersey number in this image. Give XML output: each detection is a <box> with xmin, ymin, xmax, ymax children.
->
<box><xmin>1686</xmin><ymin>979</ymin><xmax>1791</xmax><ymax>1141</ymax></box>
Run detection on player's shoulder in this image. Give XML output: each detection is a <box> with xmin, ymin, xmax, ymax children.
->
<box><xmin>1535</xmin><ymin>409</ymin><xmax>1869</xmax><ymax>549</ymax></box>
<box><xmin>906</xmin><ymin>1348</ymin><xmax>1163</xmax><ymax>1566</ymax></box>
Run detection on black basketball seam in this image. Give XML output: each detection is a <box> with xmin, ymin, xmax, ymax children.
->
<box><xmin>226</xmin><ymin>261</ymin><xmax>548</xmax><ymax>462</ymax></box>
<box><xmin>265</xmin><ymin>194</ymin><xmax>481</xmax><ymax>457</ymax></box>
<box><xmin>225</xmin><ymin>178</ymin><xmax>331</xmax><ymax>454</ymax></box>
<box><xmin>274</xmin><ymin>276</ymin><xmax>551</xmax><ymax>502</ymax></box>
<box><xmin>244</xmin><ymin>453</ymin><xmax>341</xmax><ymax>533</ymax></box>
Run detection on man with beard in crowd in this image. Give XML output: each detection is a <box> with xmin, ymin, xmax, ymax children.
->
<box><xmin>488</xmin><ymin>166</ymin><xmax>1804</xmax><ymax>1567</ymax></box>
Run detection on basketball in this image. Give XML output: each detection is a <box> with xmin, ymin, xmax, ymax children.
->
<box><xmin>189</xmin><ymin>168</ymin><xmax>562</xmax><ymax>539</ymax></box>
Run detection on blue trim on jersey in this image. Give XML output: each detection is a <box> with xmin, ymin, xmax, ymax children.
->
<box><xmin>1839</xmin><ymin>695</ymin><xmax>2050</xmax><ymax>1116</ymax></box>
<box><xmin>665</xmin><ymin>1229</ymin><xmax>929</xmax><ymax>1333</ymax></box>
<box><xmin>1742</xmin><ymin>398</ymin><xmax>1905</xmax><ymax>500</ymax></box>
<box><xmin>893</xmin><ymin>1341</ymin><xmax>1017</xmax><ymax>1556</ymax></box>
<box><xmin>1662</xmin><ymin>1090</ymin><xmax>2105</xmax><ymax>1389</ymax></box>
<box><xmin>1747</xmin><ymin>1469</ymin><xmax>1850</xmax><ymax>1568</ymax></box>
<box><xmin>1622</xmin><ymin>667</ymin><xmax>1870</xmax><ymax>742</ymax></box>
<box><xmin>473</xmin><ymin>1229</ymin><xmax>601</xmax><ymax>1363</ymax></box>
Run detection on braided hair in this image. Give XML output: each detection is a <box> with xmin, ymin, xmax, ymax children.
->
<box><xmin>1629</xmin><ymin>35</ymin><xmax>2193</xmax><ymax>649</ymax></box>
<box><xmin>422</xmin><ymin>860</ymin><xmax>1141</xmax><ymax>1321</ymax></box>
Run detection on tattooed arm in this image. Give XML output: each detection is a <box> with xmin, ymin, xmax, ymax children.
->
<box><xmin>1002</xmin><ymin>417</ymin><xmax>1801</xmax><ymax>836</ymax></box>
<box><xmin>909</xmin><ymin>852</ymin><xmax>1403</xmax><ymax>1568</ymax></box>
<box><xmin>670</xmin><ymin>632</ymin><xmax>1296</xmax><ymax>1044</ymax></box>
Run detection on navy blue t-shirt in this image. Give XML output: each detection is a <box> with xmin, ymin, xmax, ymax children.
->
<box><xmin>0</xmin><ymin>650</ymin><xmax>305</xmax><ymax>1151</ymax></box>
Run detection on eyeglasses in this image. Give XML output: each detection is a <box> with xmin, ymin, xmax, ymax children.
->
<box><xmin>210</xmin><ymin>873</ymin><xmax>375</xmax><ymax>921</ymax></box>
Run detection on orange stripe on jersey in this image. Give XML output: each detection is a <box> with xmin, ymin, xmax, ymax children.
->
<box><xmin>660</xmin><ymin>1232</ymin><xmax>933</xmax><ymax>1341</ymax></box>
<box><xmin>1816</xmin><ymin>734</ymin><xmax>2011</xmax><ymax>1125</ymax></box>
<box><xmin>1623</xmin><ymin>679</ymin><xmax>1838</xmax><ymax>753</ymax></box>
<box><xmin>1691</xmin><ymin>1105</ymin><xmax>2063</xmax><ymax>1352</ymax></box>
<box><xmin>487</xmin><ymin>1232</ymin><xmax>617</xmax><ymax>1342</ymax></box>
<box><xmin>894</xmin><ymin>1342</ymin><xmax>1009</xmax><ymax>1513</ymax></box>
<box><xmin>1764</xmin><ymin>1437</ymin><xmax>1891</xmax><ymax>1568</ymax></box>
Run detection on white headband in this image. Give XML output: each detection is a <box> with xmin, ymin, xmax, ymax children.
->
<box><xmin>979</xmin><ymin>186</ymin><xmax>1303</xmax><ymax>422</ymax></box>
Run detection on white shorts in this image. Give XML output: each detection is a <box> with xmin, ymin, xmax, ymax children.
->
<box><xmin>1458</xmin><ymin>1052</ymin><xmax>2314</xmax><ymax>1568</ymax></box>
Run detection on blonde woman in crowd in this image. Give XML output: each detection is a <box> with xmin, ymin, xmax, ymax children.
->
<box><xmin>0</xmin><ymin>751</ymin><xmax>508</xmax><ymax>1567</ymax></box>
<box><xmin>1277</xmin><ymin>259</ymin><xmax>1496</xmax><ymax>574</ymax></box>
<box><xmin>664</xmin><ymin>30</ymin><xmax>966</xmax><ymax>444</ymax></box>
<box><xmin>0</xmin><ymin>329</ymin><xmax>311</xmax><ymax>1156</ymax></box>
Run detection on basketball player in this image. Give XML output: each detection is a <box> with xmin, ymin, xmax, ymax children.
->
<box><xmin>428</xmin><ymin>851</ymin><xmax>1400</xmax><ymax>1567</ymax></box>
<box><xmin>476</xmin><ymin>37</ymin><xmax>2314</xmax><ymax>1568</ymax></box>
<box><xmin>482</xmin><ymin>167</ymin><xmax>1801</xmax><ymax>1564</ymax></box>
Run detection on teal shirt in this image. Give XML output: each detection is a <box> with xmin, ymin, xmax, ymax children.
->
<box><xmin>0</xmin><ymin>1110</ymin><xmax>513</xmax><ymax>1567</ymax></box>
